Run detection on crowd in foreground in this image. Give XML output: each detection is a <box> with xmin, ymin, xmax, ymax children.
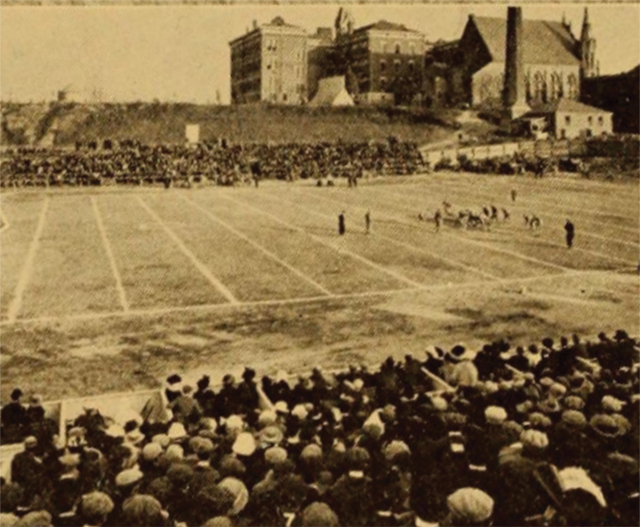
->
<box><xmin>0</xmin><ymin>139</ymin><xmax>424</xmax><ymax>188</ymax></box>
<box><xmin>1</xmin><ymin>330</ymin><xmax>638</xmax><ymax>527</ymax></box>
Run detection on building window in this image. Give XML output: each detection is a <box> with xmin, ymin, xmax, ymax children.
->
<box><xmin>394</xmin><ymin>60</ymin><xmax>401</xmax><ymax>73</ymax></box>
<box><xmin>380</xmin><ymin>60</ymin><xmax>386</xmax><ymax>73</ymax></box>
<box><xmin>395</xmin><ymin>43</ymin><xmax>401</xmax><ymax>54</ymax></box>
<box><xmin>565</xmin><ymin>115</ymin><xmax>571</xmax><ymax>125</ymax></box>
<box><xmin>380</xmin><ymin>77</ymin><xmax>387</xmax><ymax>90</ymax></box>
<box><xmin>567</xmin><ymin>74</ymin><xmax>578</xmax><ymax>98</ymax></box>
<box><xmin>408</xmin><ymin>60</ymin><xmax>414</xmax><ymax>73</ymax></box>
<box><xmin>588</xmin><ymin>116</ymin><xmax>593</xmax><ymax>125</ymax></box>
<box><xmin>283</xmin><ymin>93</ymin><xmax>287</xmax><ymax>102</ymax></box>
<box><xmin>598</xmin><ymin>116</ymin><xmax>604</xmax><ymax>125</ymax></box>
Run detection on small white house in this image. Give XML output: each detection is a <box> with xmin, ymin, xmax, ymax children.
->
<box><xmin>528</xmin><ymin>98</ymin><xmax>613</xmax><ymax>139</ymax></box>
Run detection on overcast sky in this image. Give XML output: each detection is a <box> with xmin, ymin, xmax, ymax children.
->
<box><xmin>1</xmin><ymin>2</ymin><xmax>638</xmax><ymax>104</ymax></box>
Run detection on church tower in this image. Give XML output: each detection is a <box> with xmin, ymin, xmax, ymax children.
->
<box><xmin>580</xmin><ymin>8</ymin><xmax>597</xmax><ymax>79</ymax></box>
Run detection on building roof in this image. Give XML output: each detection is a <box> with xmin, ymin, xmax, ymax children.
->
<box><xmin>470</xmin><ymin>16</ymin><xmax>579</xmax><ymax>66</ymax></box>
<box><xmin>529</xmin><ymin>98</ymin><xmax>612</xmax><ymax>115</ymax></box>
<box><xmin>309</xmin><ymin>76</ymin><xmax>355</xmax><ymax>107</ymax></box>
<box><xmin>357</xmin><ymin>20</ymin><xmax>420</xmax><ymax>33</ymax></box>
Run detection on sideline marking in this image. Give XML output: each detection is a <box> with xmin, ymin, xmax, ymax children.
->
<box><xmin>180</xmin><ymin>194</ymin><xmax>333</xmax><ymax>296</ymax></box>
<box><xmin>220</xmin><ymin>192</ymin><xmax>428</xmax><ymax>290</ymax></box>
<box><xmin>6</xmin><ymin>198</ymin><xmax>49</xmax><ymax>322</ymax></box>
<box><xmin>91</xmin><ymin>197</ymin><xmax>130</xmax><ymax>312</ymax></box>
<box><xmin>136</xmin><ymin>196</ymin><xmax>239</xmax><ymax>304</ymax></box>
<box><xmin>2</xmin><ymin>268</ymin><xmax>625</xmax><ymax>327</ymax></box>
<box><xmin>291</xmin><ymin>187</ymin><xmax>500</xmax><ymax>280</ymax></box>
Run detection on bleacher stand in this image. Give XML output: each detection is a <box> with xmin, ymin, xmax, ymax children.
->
<box><xmin>0</xmin><ymin>330</ymin><xmax>638</xmax><ymax>526</ymax></box>
<box><xmin>0</xmin><ymin>140</ymin><xmax>425</xmax><ymax>188</ymax></box>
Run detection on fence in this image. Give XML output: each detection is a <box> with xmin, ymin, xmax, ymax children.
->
<box><xmin>419</xmin><ymin>139</ymin><xmax>588</xmax><ymax>166</ymax></box>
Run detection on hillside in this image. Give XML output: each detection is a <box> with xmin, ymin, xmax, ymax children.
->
<box><xmin>0</xmin><ymin>102</ymin><xmax>469</xmax><ymax>147</ymax></box>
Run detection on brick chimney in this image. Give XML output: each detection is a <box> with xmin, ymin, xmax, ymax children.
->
<box><xmin>503</xmin><ymin>6</ymin><xmax>529</xmax><ymax>123</ymax></box>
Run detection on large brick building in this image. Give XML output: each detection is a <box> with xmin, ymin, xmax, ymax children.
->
<box><xmin>230</xmin><ymin>9</ymin><xmax>427</xmax><ymax>106</ymax></box>
<box><xmin>335</xmin><ymin>19</ymin><xmax>427</xmax><ymax>105</ymax></box>
<box><xmin>424</xmin><ymin>9</ymin><xmax>597</xmax><ymax>109</ymax></box>
<box><xmin>230</xmin><ymin>17</ymin><xmax>308</xmax><ymax>105</ymax></box>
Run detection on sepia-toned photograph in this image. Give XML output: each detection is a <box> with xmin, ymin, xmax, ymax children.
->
<box><xmin>0</xmin><ymin>1</ymin><xmax>639</xmax><ymax>525</ymax></box>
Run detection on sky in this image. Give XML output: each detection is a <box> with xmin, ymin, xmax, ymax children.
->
<box><xmin>1</xmin><ymin>1</ymin><xmax>639</xmax><ymax>104</ymax></box>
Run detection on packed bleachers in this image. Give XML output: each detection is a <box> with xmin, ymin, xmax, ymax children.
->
<box><xmin>1</xmin><ymin>330</ymin><xmax>638</xmax><ymax>527</ymax></box>
<box><xmin>0</xmin><ymin>139</ymin><xmax>425</xmax><ymax>188</ymax></box>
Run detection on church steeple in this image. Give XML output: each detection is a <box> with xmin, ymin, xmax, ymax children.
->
<box><xmin>580</xmin><ymin>7</ymin><xmax>597</xmax><ymax>79</ymax></box>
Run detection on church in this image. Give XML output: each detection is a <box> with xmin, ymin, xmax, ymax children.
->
<box><xmin>424</xmin><ymin>8</ymin><xmax>597</xmax><ymax>109</ymax></box>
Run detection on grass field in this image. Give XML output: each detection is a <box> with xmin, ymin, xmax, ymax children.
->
<box><xmin>1</xmin><ymin>172</ymin><xmax>638</xmax><ymax>401</ymax></box>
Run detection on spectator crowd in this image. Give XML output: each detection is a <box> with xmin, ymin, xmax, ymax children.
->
<box><xmin>1</xmin><ymin>329</ymin><xmax>638</xmax><ymax>527</ymax></box>
<box><xmin>0</xmin><ymin>139</ymin><xmax>424</xmax><ymax>188</ymax></box>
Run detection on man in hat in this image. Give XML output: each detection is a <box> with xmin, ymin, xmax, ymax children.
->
<box><xmin>165</xmin><ymin>374</ymin><xmax>183</xmax><ymax>403</ymax></box>
<box><xmin>338</xmin><ymin>212</ymin><xmax>346</xmax><ymax>236</ymax></box>
<box><xmin>169</xmin><ymin>385</ymin><xmax>203</xmax><ymax>426</ymax></box>
<box><xmin>448</xmin><ymin>346</ymin><xmax>479</xmax><ymax>388</ymax></box>
<box><xmin>215</xmin><ymin>375</ymin><xmax>238</xmax><ymax>418</ymax></box>
<box><xmin>564</xmin><ymin>219</ymin><xmax>575</xmax><ymax>249</ymax></box>
<box><xmin>364</xmin><ymin>210</ymin><xmax>371</xmax><ymax>235</ymax></box>
<box><xmin>492</xmin><ymin>431</ymin><xmax>555</xmax><ymax>526</ymax></box>
<box><xmin>77</xmin><ymin>491</ymin><xmax>114</xmax><ymax>527</ymax></box>
<box><xmin>443</xmin><ymin>487</ymin><xmax>494</xmax><ymax>527</ymax></box>
<box><xmin>11</xmin><ymin>437</ymin><xmax>46</xmax><ymax>505</ymax></box>
<box><xmin>237</xmin><ymin>368</ymin><xmax>259</xmax><ymax>416</ymax></box>
<box><xmin>2</xmin><ymin>389</ymin><xmax>28</xmax><ymax>443</ymax></box>
<box><xmin>195</xmin><ymin>375</ymin><xmax>216</xmax><ymax>417</ymax></box>
<box><xmin>26</xmin><ymin>395</ymin><xmax>45</xmax><ymax>427</ymax></box>
<box><xmin>327</xmin><ymin>447</ymin><xmax>375</xmax><ymax>527</ymax></box>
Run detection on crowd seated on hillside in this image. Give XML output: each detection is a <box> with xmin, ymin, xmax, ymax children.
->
<box><xmin>0</xmin><ymin>138</ymin><xmax>424</xmax><ymax>188</ymax></box>
<box><xmin>1</xmin><ymin>330</ymin><xmax>638</xmax><ymax>527</ymax></box>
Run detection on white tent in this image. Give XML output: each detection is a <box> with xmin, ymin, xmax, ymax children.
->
<box><xmin>309</xmin><ymin>76</ymin><xmax>355</xmax><ymax>107</ymax></box>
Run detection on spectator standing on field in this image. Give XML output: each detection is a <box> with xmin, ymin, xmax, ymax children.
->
<box><xmin>564</xmin><ymin>219</ymin><xmax>575</xmax><ymax>249</ymax></box>
<box><xmin>338</xmin><ymin>212</ymin><xmax>346</xmax><ymax>236</ymax></box>
<box><xmin>511</xmin><ymin>189</ymin><xmax>517</xmax><ymax>202</ymax></box>
<box><xmin>365</xmin><ymin>210</ymin><xmax>371</xmax><ymax>234</ymax></box>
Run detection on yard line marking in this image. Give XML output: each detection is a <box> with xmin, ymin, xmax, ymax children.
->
<box><xmin>359</xmin><ymin>186</ymin><xmax>622</xmax><ymax>270</ymax></box>
<box><xmin>276</xmin><ymin>187</ymin><xmax>568</xmax><ymax>273</ymax></box>
<box><xmin>0</xmin><ymin>286</ymin><xmax>423</xmax><ymax>326</ymax></box>
<box><xmin>219</xmin><ymin>192</ymin><xmax>428</xmax><ymax>290</ymax></box>
<box><xmin>6</xmin><ymin>198</ymin><xmax>49</xmax><ymax>322</ymax></box>
<box><xmin>91</xmin><ymin>197</ymin><xmax>130</xmax><ymax>312</ymax></box>
<box><xmin>2</xmin><ymin>267</ymin><xmax>625</xmax><ymax>327</ymax></box>
<box><xmin>180</xmin><ymin>194</ymin><xmax>334</xmax><ymax>297</ymax></box>
<box><xmin>136</xmin><ymin>196</ymin><xmax>239</xmax><ymax>304</ymax></box>
<box><xmin>291</xmin><ymin>187</ymin><xmax>501</xmax><ymax>281</ymax></box>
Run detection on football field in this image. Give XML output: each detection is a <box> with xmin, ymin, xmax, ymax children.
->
<box><xmin>1</xmin><ymin>173</ymin><xmax>638</xmax><ymax>399</ymax></box>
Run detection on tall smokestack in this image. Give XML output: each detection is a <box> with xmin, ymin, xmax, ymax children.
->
<box><xmin>503</xmin><ymin>6</ymin><xmax>529</xmax><ymax>124</ymax></box>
